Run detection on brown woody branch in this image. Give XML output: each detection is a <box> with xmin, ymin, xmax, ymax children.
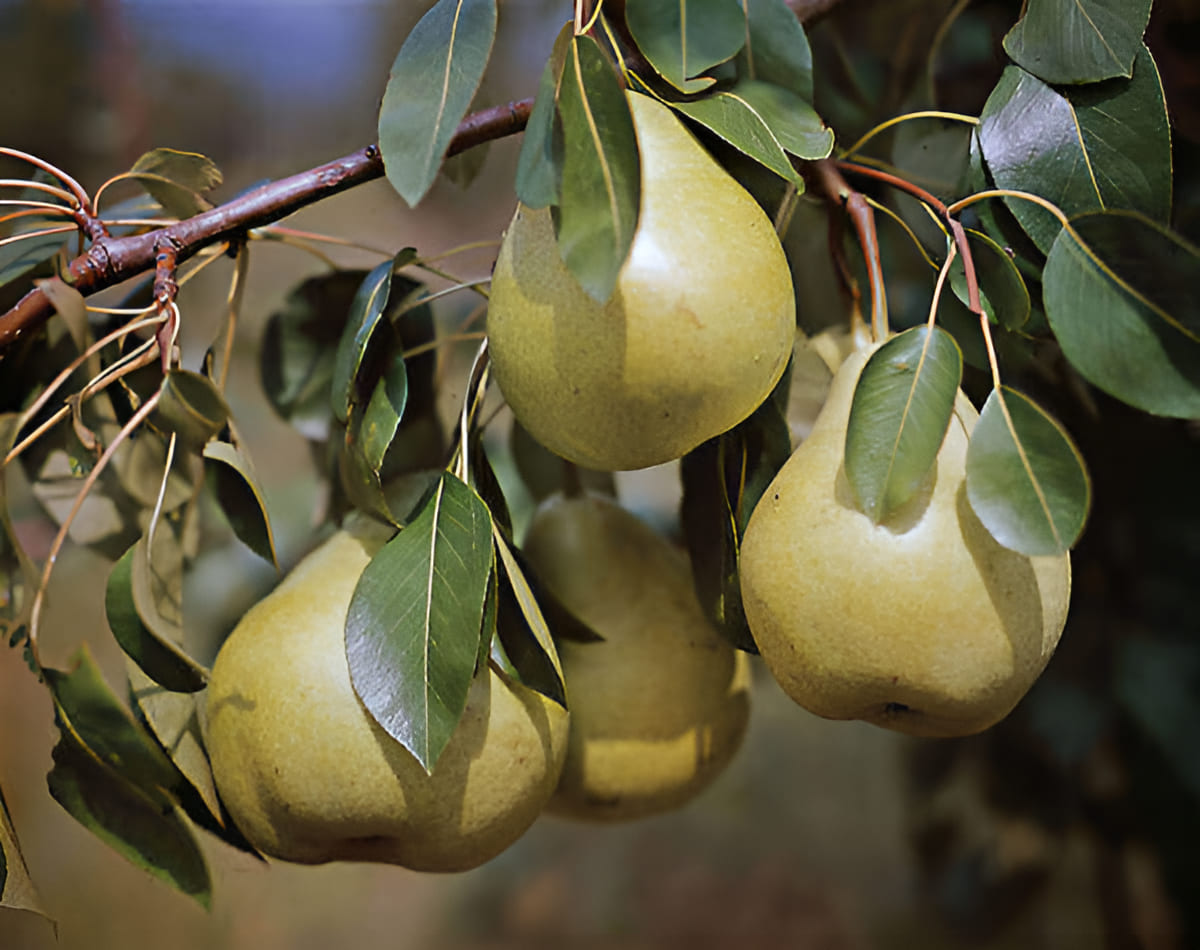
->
<box><xmin>0</xmin><ymin>99</ymin><xmax>533</xmax><ymax>352</ymax></box>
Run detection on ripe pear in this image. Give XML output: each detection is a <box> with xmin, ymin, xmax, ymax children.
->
<box><xmin>739</xmin><ymin>345</ymin><xmax>1071</xmax><ymax>738</ymax></box>
<box><xmin>522</xmin><ymin>492</ymin><xmax>750</xmax><ymax>821</ymax></box>
<box><xmin>205</xmin><ymin>523</ymin><xmax>569</xmax><ymax>870</ymax></box>
<box><xmin>487</xmin><ymin>91</ymin><xmax>795</xmax><ymax>471</ymax></box>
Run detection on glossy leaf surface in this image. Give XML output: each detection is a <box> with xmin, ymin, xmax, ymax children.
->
<box><xmin>625</xmin><ymin>0</ymin><xmax>746</xmax><ymax>93</ymax></box>
<box><xmin>845</xmin><ymin>327</ymin><xmax>963</xmax><ymax>523</ymax></box>
<box><xmin>379</xmin><ymin>0</ymin><xmax>497</xmax><ymax>206</ymax></box>
<box><xmin>346</xmin><ymin>472</ymin><xmax>493</xmax><ymax>771</ymax></box>
<box><xmin>1003</xmin><ymin>0</ymin><xmax>1152</xmax><ymax>85</ymax></box>
<box><xmin>203</xmin><ymin>440</ymin><xmax>278</xmax><ymax>565</ymax></box>
<box><xmin>555</xmin><ymin>34</ymin><xmax>640</xmax><ymax>303</ymax></box>
<box><xmin>966</xmin><ymin>387</ymin><xmax>1090</xmax><ymax>556</ymax></box>
<box><xmin>736</xmin><ymin>0</ymin><xmax>814</xmax><ymax>101</ymax></box>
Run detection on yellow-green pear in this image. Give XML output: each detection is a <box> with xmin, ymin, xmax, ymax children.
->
<box><xmin>487</xmin><ymin>91</ymin><xmax>795</xmax><ymax>471</ymax></box>
<box><xmin>739</xmin><ymin>345</ymin><xmax>1071</xmax><ymax>738</ymax></box>
<box><xmin>522</xmin><ymin>492</ymin><xmax>750</xmax><ymax>821</ymax></box>
<box><xmin>205</xmin><ymin>523</ymin><xmax>569</xmax><ymax>871</ymax></box>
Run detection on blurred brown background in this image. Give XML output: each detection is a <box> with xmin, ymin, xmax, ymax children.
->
<box><xmin>2</xmin><ymin>1</ymin><xmax>1198</xmax><ymax>948</ymax></box>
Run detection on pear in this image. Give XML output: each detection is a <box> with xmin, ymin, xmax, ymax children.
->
<box><xmin>205</xmin><ymin>523</ymin><xmax>569</xmax><ymax>870</ymax></box>
<box><xmin>487</xmin><ymin>91</ymin><xmax>795</xmax><ymax>471</ymax></box>
<box><xmin>522</xmin><ymin>492</ymin><xmax>750</xmax><ymax>821</ymax></box>
<box><xmin>739</xmin><ymin>345</ymin><xmax>1071</xmax><ymax>738</ymax></box>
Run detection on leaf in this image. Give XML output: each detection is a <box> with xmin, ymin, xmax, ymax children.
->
<box><xmin>126</xmin><ymin>148</ymin><xmax>222</xmax><ymax>219</ymax></box>
<box><xmin>0</xmin><ymin>784</ymin><xmax>49</xmax><ymax>923</ymax></box>
<box><xmin>36</xmin><ymin>277</ymin><xmax>90</xmax><ymax>354</ymax></box>
<box><xmin>345</xmin><ymin>472</ymin><xmax>494</xmax><ymax>771</ymax></box>
<box><xmin>949</xmin><ymin>229</ymin><xmax>1031</xmax><ymax>330</ymax></box>
<box><xmin>260</xmin><ymin>270</ymin><xmax>368</xmax><ymax>441</ymax></box>
<box><xmin>978</xmin><ymin>47</ymin><xmax>1171</xmax><ymax>253</ymax></box>
<box><xmin>203</xmin><ymin>441</ymin><xmax>278</xmax><ymax>565</ymax></box>
<box><xmin>515</xmin><ymin>22</ymin><xmax>571</xmax><ymax>210</ymax></box>
<box><xmin>670</xmin><ymin>86</ymin><xmax>800</xmax><ymax>184</ymax></box>
<box><xmin>47</xmin><ymin>730</ymin><xmax>211</xmax><ymax>909</ymax></box>
<box><xmin>106</xmin><ymin>540</ymin><xmax>206</xmax><ymax>693</ymax></box>
<box><xmin>378</xmin><ymin>0</ymin><xmax>497</xmax><ymax>206</ymax></box>
<box><xmin>555</xmin><ymin>34</ymin><xmax>640</xmax><ymax>303</ymax></box>
<box><xmin>845</xmin><ymin>327</ymin><xmax>963</xmax><ymax>523</ymax></box>
<box><xmin>330</xmin><ymin>258</ymin><xmax>396</xmax><ymax>424</ymax></box>
<box><xmin>469</xmin><ymin>434</ymin><xmax>512</xmax><ymax>538</ymax></box>
<box><xmin>722</xmin><ymin>79</ymin><xmax>833</xmax><ymax>160</ymax></box>
<box><xmin>356</xmin><ymin>359</ymin><xmax>409</xmax><ymax>481</ymax></box>
<box><xmin>1</xmin><ymin>415</ymin><xmax>36</xmax><ymax>650</ymax></box>
<box><xmin>1003</xmin><ymin>0</ymin><xmax>1153</xmax><ymax>85</ymax></box>
<box><xmin>153</xmin><ymin>370</ymin><xmax>230</xmax><ymax>449</ymax></box>
<box><xmin>491</xmin><ymin>526</ymin><xmax>566</xmax><ymax>705</ymax></box>
<box><xmin>966</xmin><ymin>387</ymin><xmax>1090</xmax><ymax>556</ymax></box>
<box><xmin>43</xmin><ymin>646</ymin><xmax>211</xmax><ymax>907</ymax></box>
<box><xmin>509</xmin><ymin>420</ymin><xmax>615</xmax><ymax>503</ymax></box>
<box><xmin>736</xmin><ymin>0</ymin><xmax>815</xmax><ymax>101</ymax></box>
<box><xmin>1043</xmin><ymin>211</ymin><xmax>1200</xmax><ymax>419</ymax></box>
<box><xmin>625</xmin><ymin>0</ymin><xmax>746</xmax><ymax>93</ymax></box>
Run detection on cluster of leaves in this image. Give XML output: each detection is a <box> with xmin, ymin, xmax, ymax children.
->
<box><xmin>0</xmin><ymin>0</ymin><xmax>1198</xmax><ymax>924</ymax></box>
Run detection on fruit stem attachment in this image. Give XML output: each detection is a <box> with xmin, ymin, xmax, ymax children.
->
<box><xmin>806</xmin><ymin>160</ymin><xmax>888</xmax><ymax>342</ymax></box>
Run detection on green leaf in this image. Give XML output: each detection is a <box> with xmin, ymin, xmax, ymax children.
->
<box><xmin>259</xmin><ymin>270</ymin><xmax>368</xmax><ymax>441</ymax></box>
<box><xmin>625</xmin><ymin>0</ymin><xmax>746</xmax><ymax>93</ymax></box>
<box><xmin>47</xmin><ymin>730</ymin><xmax>211</xmax><ymax>909</ymax></box>
<box><xmin>1</xmin><ymin>415</ymin><xmax>36</xmax><ymax>651</ymax></box>
<box><xmin>735</xmin><ymin>0</ymin><xmax>814</xmax><ymax>101</ymax></box>
<box><xmin>0</xmin><ymin>784</ymin><xmax>49</xmax><ymax>923</ymax></box>
<box><xmin>515</xmin><ymin>22</ymin><xmax>571</xmax><ymax>210</ymax></box>
<box><xmin>43</xmin><ymin>646</ymin><xmax>212</xmax><ymax>908</ymax></box>
<box><xmin>978</xmin><ymin>47</ymin><xmax>1171</xmax><ymax>252</ymax></box>
<box><xmin>555</xmin><ymin>34</ymin><xmax>640</xmax><ymax>303</ymax></box>
<box><xmin>106</xmin><ymin>540</ymin><xmax>207</xmax><ymax>694</ymax></box>
<box><xmin>966</xmin><ymin>387</ymin><xmax>1090</xmax><ymax>556</ymax></box>
<box><xmin>950</xmin><ymin>229</ymin><xmax>1031</xmax><ymax>330</ymax></box>
<box><xmin>345</xmin><ymin>472</ymin><xmax>494</xmax><ymax>771</ymax></box>
<box><xmin>1043</xmin><ymin>211</ymin><xmax>1200</xmax><ymax>418</ymax></box>
<box><xmin>153</xmin><ymin>370</ymin><xmax>230</xmax><ymax>449</ymax></box>
<box><xmin>330</xmin><ymin>258</ymin><xmax>396</xmax><ymax>424</ymax></box>
<box><xmin>203</xmin><ymin>440</ymin><xmax>278</xmax><ymax>565</ymax></box>
<box><xmin>509</xmin><ymin>420</ymin><xmax>614</xmax><ymax>503</ymax></box>
<box><xmin>126</xmin><ymin>148</ymin><xmax>223</xmax><ymax>218</ymax></box>
<box><xmin>670</xmin><ymin>84</ymin><xmax>800</xmax><ymax>184</ymax></box>
<box><xmin>357</xmin><ymin>358</ymin><xmax>408</xmax><ymax>480</ymax></box>
<box><xmin>491</xmin><ymin>526</ymin><xmax>566</xmax><ymax>705</ymax></box>
<box><xmin>845</xmin><ymin>327</ymin><xmax>963</xmax><ymax>523</ymax></box>
<box><xmin>1003</xmin><ymin>0</ymin><xmax>1152</xmax><ymax>85</ymax></box>
<box><xmin>378</xmin><ymin>0</ymin><xmax>497</xmax><ymax>206</ymax></box>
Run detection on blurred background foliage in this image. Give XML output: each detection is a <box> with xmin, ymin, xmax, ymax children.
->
<box><xmin>1</xmin><ymin>0</ymin><xmax>1198</xmax><ymax>947</ymax></box>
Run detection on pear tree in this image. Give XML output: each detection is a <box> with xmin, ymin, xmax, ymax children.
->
<box><xmin>1</xmin><ymin>0</ymin><xmax>1197</xmax><ymax>937</ymax></box>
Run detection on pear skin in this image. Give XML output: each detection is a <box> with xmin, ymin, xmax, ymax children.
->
<box><xmin>739</xmin><ymin>346</ymin><xmax>1071</xmax><ymax>737</ymax></box>
<box><xmin>487</xmin><ymin>91</ymin><xmax>795</xmax><ymax>471</ymax></box>
<box><xmin>205</xmin><ymin>524</ymin><xmax>569</xmax><ymax>870</ymax></box>
<box><xmin>523</xmin><ymin>493</ymin><xmax>750</xmax><ymax>821</ymax></box>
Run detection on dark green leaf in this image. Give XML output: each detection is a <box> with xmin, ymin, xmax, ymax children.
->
<box><xmin>355</xmin><ymin>358</ymin><xmax>408</xmax><ymax>479</ymax></box>
<box><xmin>492</xmin><ymin>526</ymin><xmax>566</xmax><ymax>705</ymax></box>
<box><xmin>845</xmin><ymin>327</ymin><xmax>963</xmax><ymax>522</ymax></box>
<box><xmin>47</xmin><ymin>725</ymin><xmax>211</xmax><ymax>909</ymax></box>
<box><xmin>509</xmin><ymin>420</ymin><xmax>614</xmax><ymax>502</ymax></box>
<box><xmin>153</xmin><ymin>370</ymin><xmax>230</xmax><ymax>449</ymax></box>
<box><xmin>469</xmin><ymin>435</ymin><xmax>512</xmax><ymax>538</ymax></box>
<box><xmin>507</xmin><ymin>540</ymin><xmax>604</xmax><ymax>645</ymax></box>
<box><xmin>723</xmin><ymin>79</ymin><xmax>833</xmax><ymax>160</ymax></box>
<box><xmin>378</xmin><ymin>0</ymin><xmax>497</xmax><ymax>206</ymax></box>
<box><xmin>477</xmin><ymin>550</ymin><xmax>498</xmax><ymax>673</ymax></box>
<box><xmin>1043</xmin><ymin>211</ymin><xmax>1200</xmax><ymax>418</ymax></box>
<box><xmin>260</xmin><ymin>270</ymin><xmax>369</xmax><ymax>441</ymax></box>
<box><xmin>1</xmin><ymin>415</ymin><xmax>36</xmax><ymax>650</ymax></box>
<box><xmin>1003</xmin><ymin>0</ymin><xmax>1152</xmax><ymax>85</ymax></box>
<box><xmin>625</xmin><ymin>0</ymin><xmax>746</xmax><ymax>93</ymax></box>
<box><xmin>556</xmin><ymin>35</ymin><xmax>640</xmax><ymax>302</ymax></box>
<box><xmin>330</xmin><ymin>258</ymin><xmax>395</xmax><ymax>424</ymax></box>
<box><xmin>0</xmin><ymin>784</ymin><xmax>49</xmax><ymax>922</ymax></box>
<box><xmin>127</xmin><ymin>148</ymin><xmax>222</xmax><ymax>218</ymax></box>
<box><xmin>670</xmin><ymin>85</ymin><xmax>801</xmax><ymax>184</ymax></box>
<box><xmin>515</xmin><ymin>22</ymin><xmax>571</xmax><ymax>209</ymax></box>
<box><xmin>106</xmin><ymin>540</ymin><xmax>206</xmax><ymax>693</ymax></box>
<box><xmin>950</xmin><ymin>229</ymin><xmax>1031</xmax><ymax>330</ymax></box>
<box><xmin>36</xmin><ymin>277</ymin><xmax>89</xmax><ymax>355</ymax></box>
<box><xmin>966</xmin><ymin>387</ymin><xmax>1090</xmax><ymax>556</ymax></box>
<box><xmin>346</xmin><ymin>472</ymin><xmax>494</xmax><ymax>771</ymax></box>
<box><xmin>203</xmin><ymin>440</ymin><xmax>278</xmax><ymax>565</ymax></box>
<box><xmin>978</xmin><ymin>47</ymin><xmax>1171</xmax><ymax>252</ymax></box>
<box><xmin>736</xmin><ymin>0</ymin><xmax>814</xmax><ymax>101</ymax></box>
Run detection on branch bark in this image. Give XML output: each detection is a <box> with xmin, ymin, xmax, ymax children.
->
<box><xmin>0</xmin><ymin>99</ymin><xmax>532</xmax><ymax>352</ymax></box>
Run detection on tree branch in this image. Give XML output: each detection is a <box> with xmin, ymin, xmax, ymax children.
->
<box><xmin>0</xmin><ymin>99</ymin><xmax>533</xmax><ymax>352</ymax></box>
